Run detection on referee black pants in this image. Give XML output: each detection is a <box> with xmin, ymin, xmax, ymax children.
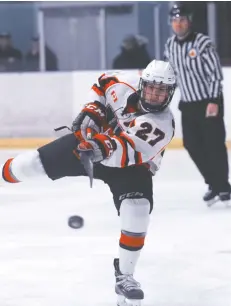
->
<box><xmin>179</xmin><ymin>97</ymin><xmax>230</xmax><ymax>193</ymax></box>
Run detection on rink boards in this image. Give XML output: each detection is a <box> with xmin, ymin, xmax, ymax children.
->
<box><xmin>0</xmin><ymin>69</ymin><xmax>231</xmax><ymax>149</ymax></box>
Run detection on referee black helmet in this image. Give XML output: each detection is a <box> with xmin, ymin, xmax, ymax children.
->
<box><xmin>169</xmin><ymin>3</ymin><xmax>193</xmax><ymax>22</ymax></box>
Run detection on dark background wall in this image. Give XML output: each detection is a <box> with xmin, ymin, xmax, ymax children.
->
<box><xmin>0</xmin><ymin>1</ymin><xmax>36</xmax><ymax>55</ymax></box>
<box><xmin>0</xmin><ymin>1</ymin><xmax>230</xmax><ymax>69</ymax></box>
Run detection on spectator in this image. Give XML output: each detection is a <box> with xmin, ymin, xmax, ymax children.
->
<box><xmin>25</xmin><ymin>37</ymin><xmax>58</xmax><ymax>71</ymax></box>
<box><xmin>0</xmin><ymin>32</ymin><xmax>22</xmax><ymax>72</ymax></box>
<box><xmin>113</xmin><ymin>34</ymin><xmax>150</xmax><ymax>69</ymax></box>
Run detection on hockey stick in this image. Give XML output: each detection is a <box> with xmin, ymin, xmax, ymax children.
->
<box><xmin>79</xmin><ymin>151</ymin><xmax>94</xmax><ymax>188</ymax></box>
<box><xmin>54</xmin><ymin>126</ymin><xmax>72</xmax><ymax>132</ymax></box>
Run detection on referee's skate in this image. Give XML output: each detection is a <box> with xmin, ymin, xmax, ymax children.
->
<box><xmin>204</xmin><ymin>189</ymin><xmax>231</xmax><ymax>207</ymax></box>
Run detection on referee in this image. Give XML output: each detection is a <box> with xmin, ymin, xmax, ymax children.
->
<box><xmin>164</xmin><ymin>3</ymin><xmax>231</xmax><ymax>204</ymax></box>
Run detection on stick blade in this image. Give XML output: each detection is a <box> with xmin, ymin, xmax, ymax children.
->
<box><xmin>79</xmin><ymin>151</ymin><xmax>94</xmax><ymax>188</ymax></box>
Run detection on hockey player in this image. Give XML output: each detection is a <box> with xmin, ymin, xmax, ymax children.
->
<box><xmin>0</xmin><ymin>60</ymin><xmax>176</xmax><ymax>306</ymax></box>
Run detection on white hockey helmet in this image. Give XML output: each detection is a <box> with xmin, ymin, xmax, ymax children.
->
<box><xmin>139</xmin><ymin>60</ymin><xmax>176</xmax><ymax>112</ymax></box>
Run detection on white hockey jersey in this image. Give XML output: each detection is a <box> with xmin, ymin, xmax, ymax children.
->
<box><xmin>86</xmin><ymin>71</ymin><xmax>175</xmax><ymax>173</ymax></box>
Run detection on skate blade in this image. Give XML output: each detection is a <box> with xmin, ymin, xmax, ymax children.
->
<box><xmin>223</xmin><ymin>199</ymin><xmax>231</xmax><ymax>208</ymax></box>
<box><xmin>117</xmin><ymin>294</ymin><xmax>142</xmax><ymax>306</ymax></box>
<box><xmin>207</xmin><ymin>197</ymin><xmax>231</xmax><ymax>208</ymax></box>
<box><xmin>206</xmin><ymin>196</ymin><xmax>219</xmax><ymax>207</ymax></box>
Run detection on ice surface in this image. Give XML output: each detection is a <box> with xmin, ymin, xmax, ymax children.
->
<box><xmin>0</xmin><ymin>149</ymin><xmax>230</xmax><ymax>306</ymax></box>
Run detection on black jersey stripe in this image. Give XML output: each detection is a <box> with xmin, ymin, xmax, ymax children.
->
<box><xmin>164</xmin><ymin>32</ymin><xmax>223</xmax><ymax>102</ymax></box>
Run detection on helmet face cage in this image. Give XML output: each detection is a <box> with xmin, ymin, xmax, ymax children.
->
<box><xmin>139</xmin><ymin>79</ymin><xmax>176</xmax><ymax>113</ymax></box>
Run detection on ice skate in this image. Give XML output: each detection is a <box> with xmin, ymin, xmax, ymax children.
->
<box><xmin>114</xmin><ymin>258</ymin><xmax>144</xmax><ymax>306</ymax></box>
<box><xmin>219</xmin><ymin>192</ymin><xmax>231</xmax><ymax>207</ymax></box>
<box><xmin>203</xmin><ymin>189</ymin><xmax>218</xmax><ymax>207</ymax></box>
<box><xmin>204</xmin><ymin>189</ymin><xmax>231</xmax><ymax>207</ymax></box>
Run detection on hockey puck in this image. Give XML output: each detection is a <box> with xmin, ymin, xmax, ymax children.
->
<box><xmin>68</xmin><ymin>215</ymin><xmax>84</xmax><ymax>229</ymax></box>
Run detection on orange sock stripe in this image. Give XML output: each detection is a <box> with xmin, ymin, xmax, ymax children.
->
<box><xmin>120</xmin><ymin>232</ymin><xmax>145</xmax><ymax>248</ymax></box>
<box><xmin>3</xmin><ymin>158</ymin><xmax>19</xmax><ymax>183</ymax></box>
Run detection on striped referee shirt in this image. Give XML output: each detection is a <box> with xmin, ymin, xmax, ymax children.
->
<box><xmin>164</xmin><ymin>32</ymin><xmax>223</xmax><ymax>103</ymax></box>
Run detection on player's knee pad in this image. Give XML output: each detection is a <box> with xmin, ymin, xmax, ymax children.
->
<box><xmin>2</xmin><ymin>150</ymin><xmax>46</xmax><ymax>183</ymax></box>
<box><xmin>119</xmin><ymin>198</ymin><xmax>150</xmax><ymax>251</ymax></box>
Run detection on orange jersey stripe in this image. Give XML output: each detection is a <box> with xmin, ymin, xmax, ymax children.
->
<box><xmin>120</xmin><ymin>232</ymin><xmax>145</xmax><ymax>248</ymax></box>
<box><xmin>150</xmin><ymin>140</ymin><xmax>172</xmax><ymax>161</ymax></box>
<box><xmin>103</xmin><ymin>79</ymin><xmax>118</xmax><ymax>91</ymax></box>
<box><xmin>129</xmin><ymin>119</ymin><xmax>136</xmax><ymax>128</ymax></box>
<box><xmin>104</xmin><ymin>80</ymin><xmax>137</xmax><ymax>93</ymax></box>
<box><xmin>120</xmin><ymin>133</ymin><xmax>143</xmax><ymax>165</ymax></box>
<box><xmin>136</xmin><ymin>152</ymin><xmax>143</xmax><ymax>164</ymax></box>
<box><xmin>119</xmin><ymin>81</ymin><xmax>137</xmax><ymax>92</ymax></box>
<box><xmin>121</xmin><ymin>132</ymin><xmax>135</xmax><ymax>149</ymax></box>
<box><xmin>98</xmin><ymin>76</ymin><xmax>137</xmax><ymax>93</ymax></box>
<box><xmin>111</xmin><ymin>135</ymin><xmax>127</xmax><ymax>167</ymax></box>
<box><xmin>92</xmin><ymin>84</ymin><xmax>104</xmax><ymax>96</ymax></box>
